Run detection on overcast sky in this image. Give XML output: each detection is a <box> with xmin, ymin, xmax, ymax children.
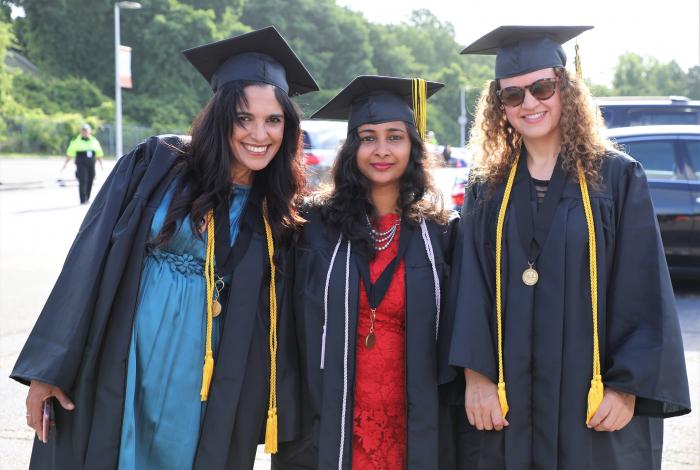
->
<box><xmin>337</xmin><ymin>0</ymin><xmax>700</xmax><ymax>86</ymax></box>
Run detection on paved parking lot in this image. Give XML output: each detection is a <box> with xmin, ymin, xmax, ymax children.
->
<box><xmin>1</xmin><ymin>158</ymin><xmax>697</xmax><ymax>469</ymax></box>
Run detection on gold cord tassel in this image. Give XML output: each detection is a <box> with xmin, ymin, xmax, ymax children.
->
<box><xmin>587</xmin><ymin>374</ymin><xmax>604</xmax><ymax>423</ymax></box>
<box><xmin>579</xmin><ymin>163</ymin><xmax>604</xmax><ymax>424</ymax></box>
<box><xmin>412</xmin><ymin>78</ymin><xmax>428</xmax><ymax>141</ymax></box>
<box><xmin>497</xmin><ymin>381</ymin><xmax>509</xmax><ymax>418</ymax></box>
<box><xmin>262</xmin><ymin>199</ymin><xmax>279</xmax><ymax>454</ymax></box>
<box><xmin>575</xmin><ymin>42</ymin><xmax>583</xmax><ymax>80</ymax></box>
<box><xmin>201</xmin><ymin>209</ymin><xmax>216</xmax><ymax>401</ymax></box>
<box><xmin>493</xmin><ymin>153</ymin><xmax>519</xmax><ymax>419</ymax></box>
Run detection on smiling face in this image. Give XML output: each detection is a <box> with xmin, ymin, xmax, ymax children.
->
<box><xmin>355</xmin><ymin>120</ymin><xmax>411</xmax><ymax>189</ymax></box>
<box><xmin>229</xmin><ymin>84</ymin><xmax>285</xmax><ymax>184</ymax></box>
<box><xmin>499</xmin><ymin>67</ymin><xmax>562</xmax><ymax>146</ymax></box>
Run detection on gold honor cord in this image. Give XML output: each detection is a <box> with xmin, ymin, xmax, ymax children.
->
<box><xmin>494</xmin><ymin>158</ymin><xmax>602</xmax><ymax>422</ymax></box>
<box><xmin>262</xmin><ymin>199</ymin><xmax>279</xmax><ymax>454</ymax></box>
<box><xmin>494</xmin><ymin>154</ymin><xmax>520</xmax><ymax>418</ymax></box>
<box><xmin>412</xmin><ymin>78</ymin><xmax>428</xmax><ymax>141</ymax></box>
<box><xmin>572</xmin><ymin>42</ymin><xmax>603</xmax><ymax>422</ymax></box>
<box><xmin>578</xmin><ymin>163</ymin><xmax>603</xmax><ymax>423</ymax></box>
<box><xmin>201</xmin><ymin>209</ymin><xmax>216</xmax><ymax>401</ymax></box>
<box><xmin>200</xmin><ymin>202</ymin><xmax>280</xmax><ymax>452</ymax></box>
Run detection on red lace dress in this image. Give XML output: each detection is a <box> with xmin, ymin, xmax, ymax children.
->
<box><xmin>352</xmin><ymin>213</ymin><xmax>406</xmax><ymax>469</ymax></box>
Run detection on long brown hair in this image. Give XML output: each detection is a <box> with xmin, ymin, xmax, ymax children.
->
<box><xmin>468</xmin><ymin>67</ymin><xmax>614</xmax><ymax>188</ymax></box>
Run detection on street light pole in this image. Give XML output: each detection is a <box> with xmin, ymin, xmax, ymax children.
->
<box><xmin>114</xmin><ymin>3</ymin><xmax>122</xmax><ymax>158</ymax></box>
<box><xmin>114</xmin><ymin>1</ymin><xmax>141</xmax><ymax>159</ymax></box>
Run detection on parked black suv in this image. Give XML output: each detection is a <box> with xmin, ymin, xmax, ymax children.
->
<box><xmin>598</xmin><ymin>96</ymin><xmax>700</xmax><ymax>128</ymax></box>
<box><xmin>607</xmin><ymin>125</ymin><xmax>700</xmax><ymax>277</ymax></box>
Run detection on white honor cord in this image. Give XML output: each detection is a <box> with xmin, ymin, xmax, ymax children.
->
<box><xmin>321</xmin><ymin>234</ymin><xmax>343</xmax><ymax>370</ymax></box>
<box><xmin>420</xmin><ymin>219</ymin><xmax>441</xmax><ymax>340</ymax></box>
<box><xmin>338</xmin><ymin>239</ymin><xmax>351</xmax><ymax>470</ymax></box>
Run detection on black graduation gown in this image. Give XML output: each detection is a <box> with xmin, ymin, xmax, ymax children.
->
<box><xmin>449</xmin><ymin>151</ymin><xmax>691</xmax><ymax>470</ymax></box>
<box><xmin>10</xmin><ymin>135</ymin><xmax>300</xmax><ymax>469</ymax></box>
<box><xmin>282</xmin><ymin>207</ymin><xmax>463</xmax><ymax>469</ymax></box>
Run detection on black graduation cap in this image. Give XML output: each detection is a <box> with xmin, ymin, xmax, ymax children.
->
<box><xmin>181</xmin><ymin>26</ymin><xmax>319</xmax><ymax>96</ymax></box>
<box><xmin>310</xmin><ymin>75</ymin><xmax>444</xmax><ymax>133</ymax></box>
<box><xmin>461</xmin><ymin>25</ymin><xmax>593</xmax><ymax>79</ymax></box>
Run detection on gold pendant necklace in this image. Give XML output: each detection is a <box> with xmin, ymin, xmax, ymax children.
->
<box><xmin>365</xmin><ymin>307</ymin><xmax>377</xmax><ymax>349</ymax></box>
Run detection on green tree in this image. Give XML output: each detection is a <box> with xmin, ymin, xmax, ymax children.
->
<box><xmin>686</xmin><ymin>66</ymin><xmax>700</xmax><ymax>99</ymax></box>
<box><xmin>612</xmin><ymin>53</ymin><xmax>692</xmax><ymax>97</ymax></box>
<box><xmin>241</xmin><ymin>0</ymin><xmax>376</xmax><ymax>90</ymax></box>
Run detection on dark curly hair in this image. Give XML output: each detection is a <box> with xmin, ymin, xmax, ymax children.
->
<box><xmin>320</xmin><ymin>123</ymin><xmax>447</xmax><ymax>256</ymax></box>
<box><xmin>154</xmin><ymin>81</ymin><xmax>306</xmax><ymax>248</ymax></box>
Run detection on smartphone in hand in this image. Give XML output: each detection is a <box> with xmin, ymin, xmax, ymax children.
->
<box><xmin>41</xmin><ymin>398</ymin><xmax>55</xmax><ymax>443</ymax></box>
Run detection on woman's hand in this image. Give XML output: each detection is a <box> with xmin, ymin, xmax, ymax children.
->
<box><xmin>26</xmin><ymin>380</ymin><xmax>75</xmax><ymax>443</ymax></box>
<box><xmin>587</xmin><ymin>387</ymin><xmax>636</xmax><ymax>432</ymax></box>
<box><xmin>464</xmin><ymin>368</ymin><xmax>509</xmax><ymax>431</ymax></box>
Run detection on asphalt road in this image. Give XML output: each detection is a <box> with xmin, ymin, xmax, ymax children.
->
<box><xmin>0</xmin><ymin>158</ymin><xmax>697</xmax><ymax>469</ymax></box>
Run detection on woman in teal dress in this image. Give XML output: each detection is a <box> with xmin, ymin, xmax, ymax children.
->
<box><xmin>13</xmin><ymin>26</ymin><xmax>319</xmax><ymax>470</ymax></box>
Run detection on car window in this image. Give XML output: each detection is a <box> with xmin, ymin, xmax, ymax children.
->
<box><xmin>621</xmin><ymin>140</ymin><xmax>678</xmax><ymax>180</ymax></box>
<box><xmin>686</xmin><ymin>141</ymin><xmax>700</xmax><ymax>178</ymax></box>
<box><xmin>628</xmin><ymin>110</ymin><xmax>699</xmax><ymax>126</ymax></box>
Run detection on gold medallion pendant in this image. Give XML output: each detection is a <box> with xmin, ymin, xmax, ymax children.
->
<box><xmin>365</xmin><ymin>332</ymin><xmax>376</xmax><ymax>349</ymax></box>
<box><xmin>212</xmin><ymin>300</ymin><xmax>222</xmax><ymax>317</ymax></box>
<box><xmin>522</xmin><ymin>264</ymin><xmax>539</xmax><ymax>286</ymax></box>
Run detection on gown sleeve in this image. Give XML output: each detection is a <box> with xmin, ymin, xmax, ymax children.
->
<box><xmin>603</xmin><ymin>159</ymin><xmax>691</xmax><ymax>417</ymax></box>
<box><xmin>448</xmin><ymin>182</ymin><xmax>499</xmax><ymax>383</ymax></box>
<box><xmin>10</xmin><ymin>141</ymin><xmax>150</xmax><ymax>390</ymax></box>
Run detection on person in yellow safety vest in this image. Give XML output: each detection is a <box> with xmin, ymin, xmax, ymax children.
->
<box><xmin>62</xmin><ymin>123</ymin><xmax>104</xmax><ymax>204</ymax></box>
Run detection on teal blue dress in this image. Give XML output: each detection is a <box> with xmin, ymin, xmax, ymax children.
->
<box><xmin>118</xmin><ymin>183</ymin><xmax>250</xmax><ymax>470</ymax></box>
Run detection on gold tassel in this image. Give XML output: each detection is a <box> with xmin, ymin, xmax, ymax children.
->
<box><xmin>412</xmin><ymin>78</ymin><xmax>428</xmax><ymax>141</ymax></box>
<box><xmin>264</xmin><ymin>407</ymin><xmax>279</xmax><ymax>453</ymax></box>
<box><xmin>497</xmin><ymin>381</ymin><xmax>509</xmax><ymax>418</ymax></box>
<box><xmin>200</xmin><ymin>209</ymin><xmax>216</xmax><ymax>402</ymax></box>
<box><xmin>200</xmin><ymin>352</ymin><xmax>214</xmax><ymax>401</ymax></box>
<box><xmin>586</xmin><ymin>374</ymin><xmax>604</xmax><ymax>424</ymax></box>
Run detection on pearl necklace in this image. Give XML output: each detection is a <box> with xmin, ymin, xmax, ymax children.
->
<box><xmin>366</xmin><ymin>214</ymin><xmax>400</xmax><ymax>251</ymax></box>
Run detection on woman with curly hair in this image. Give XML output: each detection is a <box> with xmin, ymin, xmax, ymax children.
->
<box><xmin>448</xmin><ymin>26</ymin><xmax>690</xmax><ymax>470</ymax></box>
<box><xmin>274</xmin><ymin>75</ymin><xmax>470</xmax><ymax>469</ymax></box>
<box><xmin>12</xmin><ymin>27</ymin><xmax>318</xmax><ymax>470</ymax></box>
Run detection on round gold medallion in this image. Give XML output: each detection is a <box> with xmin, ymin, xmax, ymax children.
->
<box><xmin>522</xmin><ymin>267</ymin><xmax>539</xmax><ymax>286</ymax></box>
<box><xmin>212</xmin><ymin>300</ymin><xmax>222</xmax><ymax>317</ymax></box>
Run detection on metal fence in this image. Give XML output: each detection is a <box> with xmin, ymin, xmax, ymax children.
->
<box><xmin>1</xmin><ymin>117</ymin><xmax>185</xmax><ymax>157</ymax></box>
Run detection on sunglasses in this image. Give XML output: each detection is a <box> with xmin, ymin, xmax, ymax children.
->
<box><xmin>497</xmin><ymin>77</ymin><xmax>558</xmax><ymax>107</ymax></box>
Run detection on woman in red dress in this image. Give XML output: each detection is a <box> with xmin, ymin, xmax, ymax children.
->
<box><xmin>272</xmin><ymin>75</ymin><xmax>473</xmax><ymax>470</ymax></box>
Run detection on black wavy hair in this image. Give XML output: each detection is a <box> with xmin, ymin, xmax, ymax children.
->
<box><xmin>320</xmin><ymin>122</ymin><xmax>447</xmax><ymax>257</ymax></box>
<box><xmin>154</xmin><ymin>80</ymin><xmax>306</xmax><ymax>248</ymax></box>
